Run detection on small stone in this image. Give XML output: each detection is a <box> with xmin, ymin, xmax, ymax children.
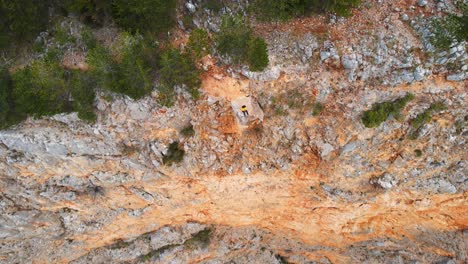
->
<box><xmin>185</xmin><ymin>2</ymin><xmax>196</xmax><ymax>13</ymax></box>
<box><xmin>320</xmin><ymin>51</ymin><xmax>331</xmax><ymax>61</ymax></box>
<box><xmin>413</xmin><ymin>66</ymin><xmax>426</xmax><ymax>81</ymax></box>
<box><xmin>417</xmin><ymin>0</ymin><xmax>427</xmax><ymax>7</ymax></box>
<box><xmin>342</xmin><ymin>54</ymin><xmax>358</xmax><ymax>70</ymax></box>
<box><xmin>446</xmin><ymin>73</ymin><xmax>466</xmax><ymax>82</ymax></box>
<box><xmin>449</xmin><ymin>47</ymin><xmax>457</xmax><ymax>55</ymax></box>
<box><xmin>401</xmin><ymin>14</ymin><xmax>409</xmax><ymax>21</ymax></box>
<box><xmin>371</xmin><ymin>173</ymin><xmax>398</xmax><ymax>189</ymax></box>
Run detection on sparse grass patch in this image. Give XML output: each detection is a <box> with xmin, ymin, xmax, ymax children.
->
<box><xmin>312</xmin><ymin>102</ymin><xmax>324</xmax><ymax>116</ymax></box>
<box><xmin>454</xmin><ymin>115</ymin><xmax>467</xmax><ymax>134</ymax></box>
<box><xmin>269</xmin><ymin>89</ymin><xmax>313</xmax><ymax>116</ymax></box>
<box><xmin>140</xmin><ymin>244</ymin><xmax>177</xmax><ymax>262</ymax></box>
<box><xmin>184</xmin><ymin>228</ymin><xmax>212</xmax><ymax>250</ymax></box>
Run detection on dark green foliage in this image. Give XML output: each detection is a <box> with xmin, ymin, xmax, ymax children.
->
<box><xmin>216</xmin><ymin>16</ymin><xmax>252</xmax><ymax>63</ymax></box>
<box><xmin>361</xmin><ymin>93</ymin><xmax>414</xmax><ymax>128</ymax></box>
<box><xmin>69</xmin><ymin>71</ymin><xmax>97</xmax><ymax>122</ymax></box>
<box><xmin>86</xmin><ymin>34</ymin><xmax>153</xmax><ymax>99</ymax></box>
<box><xmin>411</xmin><ymin>110</ymin><xmax>432</xmax><ymax>130</ymax></box>
<box><xmin>111</xmin><ymin>43</ymin><xmax>152</xmax><ymax>100</ymax></box>
<box><xmin>180</xmin><ymin>124</ymin><xmax>195</xmax><ymax>137</ymax></box>
<box><xmin>250</xmin><ymin>0</ymin><xmax>361</xmax><ymax>21</ymax></box>
<box><xmin>414</xmin><ymin>149</ymin><xmax>422</xmax><ymax>157</ymax></box>
<box><xmin>215</xmin><ymin>16</ymin><xmax>269</xmax><ymax>71</ymax></box>
<box><xmin>275</xmin><ymin>254</ymin><xmax>290</xmax><ymax>264</ymax></box>
<box><xmin>323</xmin><ymin>0</ymin><xmax>361</xmax><ymax>17</ymax></box>
<box><xmin>3</xmin><ymin>50</ymin><xmax>99</xmax><ymax>128</ymax></box>
<box><xmin>187</xmin><ymin>29</ymin><xmax>211</xmax><ymax>59</ymax></box>
<box><xmin>111</xmin><ymin>0</ymin><xmax>177</xmax><ymax>35</ymax></box>
<box><xmin>312</xmin><ymin>102</ymin><xmax>324</xmax><ymax>116</ymax></box>
<box><xmin>61</xmin><ymin>0</ymin><xmax>112</xmax><ymax>26</ymax></box>
<box><xmin>182</xmin><ymin>13</ymin><xmax>196</xmax><ymax>30</ymax></box>
<box><xmin>162</xmin><ymin>141</ymin><xmax>185</xmax><ymax>166</ymax></box>
<box><xmin>409</xmin><ymin>102</ymin><xmax>445</xmax><ymax>139</ymax></box>
<box><xmin>159</xmin><ymin>48</ymin><xmax>201</xmax><ymax>99</ymax></box>
<box><xmin>11</xmin><ymin>59</ymin><xmax>70</xmax><ymax>117</ymax></box>
<box><xmin>202</xmin><ymin>0</ymin><xmax>224</xmax><ymax>12</ymax></box>
<box><xmin>140</xmin><ymin>244</ymin><xmax>177</xmax><ymax>262</ymax></box>
<box><xmin>246</xmin><ymin>37</ymin><xmax>269</xmax><ymax>71</ymax></box>
<box><xmin>184</xmin><ymin>228</ymin><xmax>212</xmax><ymax>249</ymax></box>
<box><xmin>0</xmin><ymin>68</ymin><xmax>13</xmax><ymax>126</ymax></box>
<box><xmin>431</xmin><ymin>3</ymin><xmax>467</xmax><ymax>50</ymax></box>
<box><xmin>157</xmin><ymin>84</ymin><xmax>176</xmax><ymax>107</ymax></box>
<box><xmin>0</xmin><ymin>0</ymin><xmax>50</xmax><ymax>50</ymax></box>
<box><xmin>250</xmin><ymin>0</ymin><xmax>308</xmax><ymax>21</ymax></box>
<box><xmin>86</xmin><ymin>44</ymin><xmax>114</xmax><ymax>88</ymax></box>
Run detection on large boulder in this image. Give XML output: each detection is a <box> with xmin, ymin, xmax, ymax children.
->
<box><xmin>230</xmin><ymin>96</ymin><xmax>264</xmax><ymax>129</ymax></box>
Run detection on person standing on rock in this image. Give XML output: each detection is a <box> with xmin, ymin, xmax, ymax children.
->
<box><xmin>241</xmin><ymin>105</ymin><xmax>249</xmax><ymax>117</ymax></box>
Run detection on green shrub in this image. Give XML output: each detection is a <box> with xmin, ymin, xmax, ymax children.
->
<box><xmin>86</xmin><ymin>44</ymin><xmax>114</xmax><ymax>89</ymax></box>
<box><xmin>250</xmin><ymin>0</ymin><xmax>308</xmax><ymax>21</ymax></box>
<box><xmin>414</xmin><ymin>149</ymin><xmax>422</xmax><ymax>157</ymax></box>
<box><xmin>157</xmin><ymin>84</ymin><xmax>176</xmax><ymax>107</ymax></box>
<box><xmin>361</xmin><ymin>93</ymin><xmax>414</xmax><ymax>128</ymax></box>
<box><xmin>159</xmin><ymin>48</ymin><xmax>200</xmax><ymax>99</ymax></box>
<box><xmin>215</xmin><ymin>16</ymin><xmax>252</xmax><ymax>63</ymax></box>
<box><xmin>0</xmin><ymin>68</ymin><xmax>12</xmax><ymax>126</ymax></box>
<box><xmin>69</xmin><ymin>71</ymin><xmax>97</xmax><ymax>122</ymax></box>
<box><xmin>111</xmin><ymin>0</ymin><xmax>177</xmax><ymax>35</ymax></box>
<box><xmin>184</xmin><ymin>228</ymin><xmax>212</xmax><ymax>249</ymax></box>
<box><xmin>246</xmin><ymin>37</ymin><xmax>269</xmax><ymax>71</ymax></box>
<box><xmin>53</xmin><ymin>23</ymin><xmax>77</xmax><ymax>45</ymax></box>
<box><xmin>180</xmin><ymin>124</ymin><xmax>195</xmax><ymax>137</ymax></box>
<box><xmin>215</xmin><ymin>16</ymin><xmax>269</xmax><ymax>71</ymax></box>
<box><xmin>0</xmin><ymin>0</ymin><xmax>50</xmax><ymax>50</ymax></box>
<box><xmin>187</xmin><ymin>29</ymin><xmax>210</xmax><ymax>59</ymax></box>
<box><xmin>61</xmin><ymin>0</ymin><xmax>112</xmax><ymax>26</ymax></box>
<box><xmin>312</xmin><ymin>102</ymin><xmax>324</xmax><ymax>116</ymax></box>
<box><xmin>111</xmin><ymin>45</ymin><xmax>152</xmax><ymax>99</ymax></box>
<box><xmin>250</xmin><ymin>0</ymin><xmax>361</xmax><ymax>21</ymax></box>
<box><xmin>202</xmin><ymin>0</ymin><xmax>224</xmax><ymax>12</ymax></box>
<box><xmin>430</xmin><ymin>3</ymin><xmax>467</xmax><ymax>50</ymax></box>
<box><xmin>162</xmin><ymin>141</ymin><xmax>185</xmax><ymax>166</ymax></box>
<box><xmin>87</xmin><ymin>34</ymin><xmax>153</xmax><ymax>99</ymax></box>
<box><xmin>323</xmin><ymin>0</ymin><xmax>361</xmax><ymax>17</ymax></box>
<box><xmin>409</xmin><ymin>102</ymin><xmax>445</xmax><ymax>139</ymax></box>
<box><xmin>11</xmin><ymin>59</ymin><xmax>70</xmax><ymax>117</ymax></box>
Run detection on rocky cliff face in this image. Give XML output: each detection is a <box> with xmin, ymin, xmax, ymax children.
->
<box><xmin>1</xmin><ymin>1</ymin><xmax>467</xmax><ymax>263</ymax></box>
